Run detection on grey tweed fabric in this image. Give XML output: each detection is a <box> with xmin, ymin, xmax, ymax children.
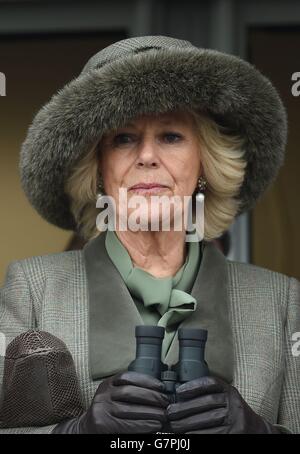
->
<box><xmin>0</xmin><ymin>237</ymin><xmax>299</xmax><ymax>434</ymax></box>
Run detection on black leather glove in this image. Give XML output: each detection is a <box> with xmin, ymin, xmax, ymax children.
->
<box><xmin>166</xmin><ymin>376</ymin><xmax>281</xmax><ymax>434</ymax></box>
<box><xmin>52</xmin><ymin>371</ymin><xmax>170</xmax><ymax>434</ymax></box>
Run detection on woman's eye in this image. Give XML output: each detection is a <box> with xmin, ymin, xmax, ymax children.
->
<box><xmin>113</xmin><ymin>133</ymin><xmax>134</xmax><ymax>145</ymax></box>
<box><xmin>163</xmin><ymin>132</ymin><xmax>182</xmax><ymax>143</ymax></box>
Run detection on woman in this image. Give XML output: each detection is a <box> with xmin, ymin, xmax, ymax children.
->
<box><xmin>0</xmin><ymin>36</ymin><xmax>299</xmax><ymax>434</ymax></box>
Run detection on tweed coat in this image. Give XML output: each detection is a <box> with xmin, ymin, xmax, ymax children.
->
<box><xmin>0</xmin><ymin>231</ymin><xmax>299</xmax><ymax>434</ymax></box>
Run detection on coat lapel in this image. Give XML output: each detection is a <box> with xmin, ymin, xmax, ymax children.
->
<box><xmin>83</xmin><ymin>231</ymin><xmax>234</xmax><ymax>384</ymax></box>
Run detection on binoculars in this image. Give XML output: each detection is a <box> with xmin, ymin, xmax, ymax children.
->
<box><xmin>128</xmin><ymin>325</ymin><xmax>209</xmax><ymax>402</ymax></box>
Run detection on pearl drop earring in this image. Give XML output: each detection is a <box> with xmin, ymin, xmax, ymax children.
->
<box><xmin>191</xmin><ymin>175</ymin><xmax>206</xmax><ymax>242</ymax></box>
<box><xmin>96</xmin><ymin>174</ymin><xmax>105</xmax><ymax>201</ymax></box>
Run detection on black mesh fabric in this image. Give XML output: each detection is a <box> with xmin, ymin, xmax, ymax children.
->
<box><xmin>0</xmin><ymin>330</ymin><xmax>84</xmax><ymax>428</ymax></box>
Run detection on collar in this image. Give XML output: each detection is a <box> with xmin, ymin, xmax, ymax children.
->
<box><xmin>83</xmin><ymin>230</ymin><xmax>234</xmax><ymax>383</ymax></box>
<box><xmin>104</xmin><ymin>229</ymin><xmax>200</xmax><ymax>315</ymax></box>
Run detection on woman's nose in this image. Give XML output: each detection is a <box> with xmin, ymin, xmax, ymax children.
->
<box><xmin>135</xmin><ymin>137</ymin><xmax>160</xmax><ymax>168</ymax></box>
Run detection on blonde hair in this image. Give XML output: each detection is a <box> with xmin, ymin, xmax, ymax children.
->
<box><xmin>64</xmin><ymin>109</ymin><xmax>247</xmax><ymax>242</ymax></box>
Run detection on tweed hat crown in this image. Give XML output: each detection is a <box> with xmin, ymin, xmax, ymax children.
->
<box><xmin>19</xmin><ymin>35</ymin><xmax>287</xmax><ymax>231</ymax></box>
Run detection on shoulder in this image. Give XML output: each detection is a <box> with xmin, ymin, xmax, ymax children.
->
<box><xmin>226</xmin><ymin>258</ymin><xmax>292</xmax><ymax>286</ymax></box>
<box><xmin>226</xmin><ymin>258</ymin><xmax>299</xmax><ymax>316</ymax></box>
<box><xmin>227</xmin><ymin>260</ymin><xmax>291</xmax><ymax>313</ymax></box>
<box><xmin>3</xmin><ymin>250</ymin><xmax>84</xmax><ymax>295</ymax></box>
<box><xmin>10</xmin><ymin>249</ymin><xmax>83</xmax><ymax>274</ymax></box>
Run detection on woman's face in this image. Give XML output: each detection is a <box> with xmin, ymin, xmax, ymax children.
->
<box><xmin>98</xmin><ymin>110</ymin><xmax>202</xmax><ymax>230</ymax></box>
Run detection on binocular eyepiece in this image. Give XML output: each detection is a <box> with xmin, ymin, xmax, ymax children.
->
<box><xmin>128</xmin><ymin>325</ymin><xmax>209</xmax><ymax>397</ymax></box>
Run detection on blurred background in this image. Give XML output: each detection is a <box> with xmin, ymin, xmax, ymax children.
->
<box><xmin>0</xmin><ymin>0</ymin><xmax>299</xmax><ymax>284</ymax></box>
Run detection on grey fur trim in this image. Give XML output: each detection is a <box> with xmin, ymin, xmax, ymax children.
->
<box><xmin>19</xmin><ymin>36</ymin><xmax>287</xmax><ymax>231</ymax></box>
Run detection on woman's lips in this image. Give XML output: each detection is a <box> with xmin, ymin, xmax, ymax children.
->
<box><xmin>129</xmin><ymin>186</ymin><xmax>169</xmax><ymax>195</ymax></box>
<box><xmin>129</xmin><ymin>183</ymin><xmax>169</xmax><ymax>194</ymax></box>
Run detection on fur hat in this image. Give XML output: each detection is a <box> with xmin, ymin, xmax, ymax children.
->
<box><xmin>19</xmin><ymin>35</ymin><xmax>287</xmax><ymax>232</ymax></box>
